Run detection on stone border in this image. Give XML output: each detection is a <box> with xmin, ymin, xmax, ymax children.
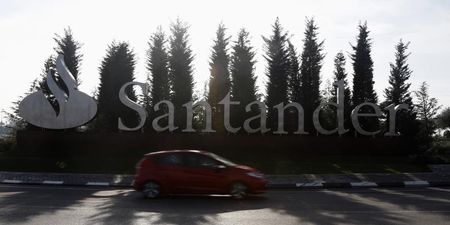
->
<box><xmin>2</xmin><ymin>179</ymin><xmax>449</xmax><ymax>189</ymax></box>
<box><xmin>1</xmin><ymin>171</ymin><xmax>450</xmax><ymax>189</ymax></box>
<box><xmin>269</xmin><ymin>181</ymin><xmax>450</xmax><ymax>189</ymax></box>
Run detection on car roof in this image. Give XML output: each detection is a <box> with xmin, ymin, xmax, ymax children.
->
<box><xmin>144</xmin><ymin>149</ymin><xmax>209</xmax><ymax>156</ymax></box>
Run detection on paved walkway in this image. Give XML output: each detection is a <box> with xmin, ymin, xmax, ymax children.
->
<box><xmin>1</xmin><ymin>165</ymin><xmax>450</xmax><ymax>189</ymax></box>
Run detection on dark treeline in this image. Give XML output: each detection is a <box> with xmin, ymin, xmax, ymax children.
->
<box><xmin>13</xmin><ymin>18</ymin><xmax>441</xmax><ymax>150</ymax></box>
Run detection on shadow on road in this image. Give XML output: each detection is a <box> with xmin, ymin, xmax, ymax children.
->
<box><xmin>87</xmin><ymin>194</ymin><xmax>267</xmax><ymax>224</ymax></box>
<box><xmin>85</xmin><ymin>188</ymin><xmax>450</xmax><ymax>224</ymax></box>
<box><xmin>1</xmin><ymin>185</ymin><xmax>450</xmax><ymax>224</ymax></box>
<box><xmin>0</xmin><ymin>185</ymin><xmax>97</xmax><ymax>223</ymax></box>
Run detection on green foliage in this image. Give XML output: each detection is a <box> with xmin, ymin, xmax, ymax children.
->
<box><xmin>148</xmin><ymin>27</ymin><xmax>170</xmax><ymax>105</ymax></box>
<box><xmin>4</xmin><ymin>20</ymin><xmax>443</xmax><ymax>143</ymax></box>
<box><xmin>413</xmin><ymin>139</ymin><xmax>450</xmax><ymax>164</ymax></box>
<box><xmin>437</xmin><ymin>107</ymin><xmax>450</xmax><ymax>129</ymax></box>
<box><xmin>285</xmin><ymin>41</ymin><xmax>303</xmax><ymax>133</ymax></box>
<box><xmin>287</xmin><ymin>41</ymin><xmax>301</xmax><ymax>103</ymax></box>
<box><xmin>414</xmin><ymin>82</ymin><xmax>441</xmax><ymax>148</ymax></box>
<box><xmin>432</xmin><ymin>139</ymin><xmax>450</xmax><ymax>155</ymax></box>
<box><xmin>351</xmin><ymin>22</ymin><xmax>379</xmax><ymax>133</ymax></box>
<box><xmin>331</xmin><ymin>52</ymin><xmax>352</xmax><ymax>107</ymax></box>
<box><xmin>38</xmin><ymin>56</ymin><xmax>58</xmax><ymax>114</ymax></box>
<box><xmin>317</xmin><ymin>79</ymin><xmax>336</xmax><ymax>131</ymax></box>
<box><xmin>414</xmin><ymin>82</ymin><xmax>440</xmax><ymax>125</ymax></box>
<box><xmin>263</xmin><ymin>18</ymin><xmax>290</xmax><ymax>129</ymax></box>
<box><xmin>7</xmin><ymin>56</ymin><xmax>56</xmax><ymax>131</ymax></box>
<box><xmin>383</xmin><ymin>40</ymin><xmax>419</xmax><ymax>138</ymax></box>
<box><xmin>325</xmin><ymin>52</ymin><xmax>352</xmax><ymax>132</ymax></box>
<box><xmin>53</xmin><ymin>27</ymin><xmax>83</xmax><ymax>84</ymax></box>
<box><xmin>0</xmin><ymin>138</ymin><xmax>16</xmax><ymax>154</ymax></box>
<box><xmin>44</xmin><ymin>28</ymin><xmax>83</xmax><ymax>111</ymax></box>
<box><xmin>169</xmin><ymin>19</ymin><xmax>194</xmax><ymax>130</ymax></box>
<box><xmin>7</xmin><ymin>78</ymin><xmax>41</xmax><ymax>132</ymax></box>
<box><xmin>230</xmin><ymin>29</ymin><xmax>259</xmax><ymax>130</ymax></box>
<box><xmin>384</xmin><ymin>40</ymin><xmax>413</xmax><ymax>106</ymax></box>
<box><xmin>444</xmin><ymin>130</ymin><xmax>450</xmax><ymax>139</ymax></box>
<box><xmin>208</xmin><ymin>24</ymin><xmax>231</xmax><ymax>132</ymax></box>
<box><xmin>299</xmin><ymin>18</ymin><xmax>324</xmax><ymax>133</ymax></box>
<box><xmin>93</xmin><ymin>42</ymin><xmax>137</xmax><ymax>132</ymax></box>
<box><xmin>146</xmin><ymin>27</ymin><xmax>170</xmax><ymax>132</ymax></box>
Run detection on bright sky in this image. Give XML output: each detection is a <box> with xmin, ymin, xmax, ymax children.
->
<box><xmin>1</xmin><ymin>0</ymin><xmax>449</xmax><ymax>121</ymax></box>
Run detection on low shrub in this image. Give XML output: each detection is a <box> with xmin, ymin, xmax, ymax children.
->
<box><xmin>0</xmin><ymin>138</ymin><xmax>16</xmax><ymax>154</ymax></box>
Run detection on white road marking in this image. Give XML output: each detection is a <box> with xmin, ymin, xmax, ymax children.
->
<box><xmin>404</xmin><ymin>181</ymin><xmax>429</xmax><ymax>187</ymax></box>
<box><xmin>86</xmin><ymin>182</ymin><xmax>109</xmax><ymax>186</ymax></box>
<box><xmin>296</xmin><ymin>182</ymin><xmax>323</xmax><ymax>187</ymax></box>
<box><xmin>350</xmin><ymin>182</ymin><xmax>378</xmax><ymax>187</ymax></box>
<box><xmin>0</xmin><ymin>184</ymin><xmax>117</xmax><ymax>191</ymax></box>
<box><xmin>2</xmin><ymin>179</ymin><xmax>23</xmax><ymax>184</ymax></box>
<box><xmin>42</xmin><ymin>180</ymin><xmax>64</xmax><ymax>185</ymax></box>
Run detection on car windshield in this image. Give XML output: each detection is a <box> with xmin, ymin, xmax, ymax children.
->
<box><xmin>206</xmin><ymin>153</ymin><xmax>237</xmax><ymax>166</ymax></box>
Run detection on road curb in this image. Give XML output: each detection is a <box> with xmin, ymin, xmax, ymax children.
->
<box><xmin>2</xmin><ymin>171</ymin><xmax>450</xmax><ymax>189</ymax></box>
<box><xmin>1</xmin><ymin>180</ymin><xmax>448</xmax><ymax>189</ymax></box>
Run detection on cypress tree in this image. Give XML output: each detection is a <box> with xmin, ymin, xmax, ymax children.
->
<box><xmin>38</xmin><ymin>28</ymin><xmax>83</xmax><ymax>117</ymax></box>
<box><xmin>263</xmin><ymin>18</ymin><xmax>289</xmax><ymax>130</ymax></box>
<box><xmin>351</xmin><ymin>22</ymin><xmax>379</xmax><ymax>133</ymax></box>
<box><xmin>41</xmin><ymin>28</ymin><xmax>83</xmax><ymax>116</ymax></box>
<box><xmin>414</xmin><ymin>82</ymin><xmax>441</xmax><ymax>148</ymax></box>
<box><xmin>384</xmin><ymin>40</ymin><xmax>412</xmax><ymax>106</ymax></box>
<box><xmin>94</xmin><ymin>42</ymin><xmax>137</xmax><ymax>132</ymax></box>
<box><xmin>331</xmin><ymin>52</ymin><xmax>352</xmax><ymax>131</ymax></box>
<box><xmin>299</xmin><ymin>18</ymin><xmax>324</xmax><ymax>133</ymax></box>
<box><xmin>230</xmin><ymin>29</ymin><xmax>259</xmax><ymax>130</ymax></box>
<box><xmin>38</xmin><ymin>56</ymin><xmax>58</xmax><ymax>112</ymax></box>
<box><xmin>383</xmin><ymin>40</ymin><xmax>418</xmax><ymax>137</ymax></box>
<box><xmin>53</xmin><ymin>27</ymin><xmax>83</xmax><ymax>84</ymax></box>
<box><xmin>168</xmin><ymin>19</ymin><xmax>194</xmax><ymax>131</ymax></box>
<box><xmin>208</xmin><ymin>23</ymin><xmax>231</xmax><ymax>132</ymax></box>
<box><xmin>332</xmin><ymin>52</ymin><xmax>351</xmax><ymax>105</ymax></box>
<box><xmin>146</xmin><ymin>27</ymin><xmax>170</xmax><ymax>131</ymax></box>
<box><xmin>286</xmin><ymin>41</ymin><xmax>301</xmax><ymax>133</ymax></box>
<box><xmin>287</xmin><ymin>41</ymin><xmax>301</xmax><ymax>103</ymax></box>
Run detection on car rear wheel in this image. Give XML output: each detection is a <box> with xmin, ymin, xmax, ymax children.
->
<box><xmin>142</xmin><ymin>181</ymin><xmax>161</xmax><ymax>199</ymax></box>
<box><xmin>230</xmin><ymin>182</ymin><xmax>248</xmax><ymax>199</ymax></box>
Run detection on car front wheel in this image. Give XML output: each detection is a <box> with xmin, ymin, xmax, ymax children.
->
<box><xmin>142</xmin><ymin>181</ymin><xmax>161</xmax><ymax>199</ymax></box>
<box><xmin>230</xmin><ymin>182</ymin><xmax>248</xmax><ymax>199</ymax></box>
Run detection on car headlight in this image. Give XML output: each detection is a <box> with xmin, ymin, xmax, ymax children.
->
<box><xmin>246</xmin><ymin>172</ymin><xmax>264</xmax><ymax>179</ymax></box>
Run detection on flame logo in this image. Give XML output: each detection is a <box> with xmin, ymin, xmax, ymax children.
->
<box><xmin>19</xmin><ymin>54</ymin><xmax>97</xmax><ymax>129</ymax></box>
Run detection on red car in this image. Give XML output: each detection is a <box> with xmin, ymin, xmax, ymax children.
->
<box><xmin>132</xmin><ymin>150</ymin><xmax>267</xmax><ymax>199</ymax></box>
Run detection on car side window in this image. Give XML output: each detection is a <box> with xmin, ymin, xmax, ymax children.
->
<box><xmin>154</xmin><ymin>153</ymin><xmax>182</xmax><ymax>166</ymax></box>
<box><xmin>181</xmin><ymin>153</ymin><xmax>219</xmax><ymax>168</ymax></box>
<box><xmin>182</xmin><ymin>153</ymin><xmax>198</xmax><ymax>167</ymax></box>
<box><xmin>197</xmin><ymin>155</ymin><xmax>219</xmax><ymax>168</ymax></box>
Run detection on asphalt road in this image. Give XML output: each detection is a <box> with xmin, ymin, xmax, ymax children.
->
<box><xmin>0</xmin><ymin>184</ymin><xmax>450</xmax><ymax>225</ymax></box>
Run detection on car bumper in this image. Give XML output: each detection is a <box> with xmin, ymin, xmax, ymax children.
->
<box><xmin>248</xmin><ymin>179</ymin><xmax>267</xmax><ymax>194</ymax></box>
<box><xmin>132</xmin><ymin>179</ymin><xmax>144</xmax><ymax>191</ymax></box>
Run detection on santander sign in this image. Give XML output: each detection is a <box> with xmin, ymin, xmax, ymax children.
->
<box><xmin>118</xmin><ymin>81</ymin><xmax>408</xmax><ymax>136</ymax></box>
<box><xmin>19</xmin><ymin>55</ymin><xmax>97</xmax><ymax>129</ymax></box>
<box><xmin>19</xmin><ymin>55</ymin><xmax>408</xmax><ymax>137</ymax></box>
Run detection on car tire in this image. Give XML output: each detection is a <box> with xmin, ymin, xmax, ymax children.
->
<box><xmin>142</xmin><ymin>181</ymin><xmax>161</xmax><ymax>199</ymax></box>
<box><xmin>230</xmin><ymin>182</ymin><xmax>248</xmax><ymax>199</ymax></box>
